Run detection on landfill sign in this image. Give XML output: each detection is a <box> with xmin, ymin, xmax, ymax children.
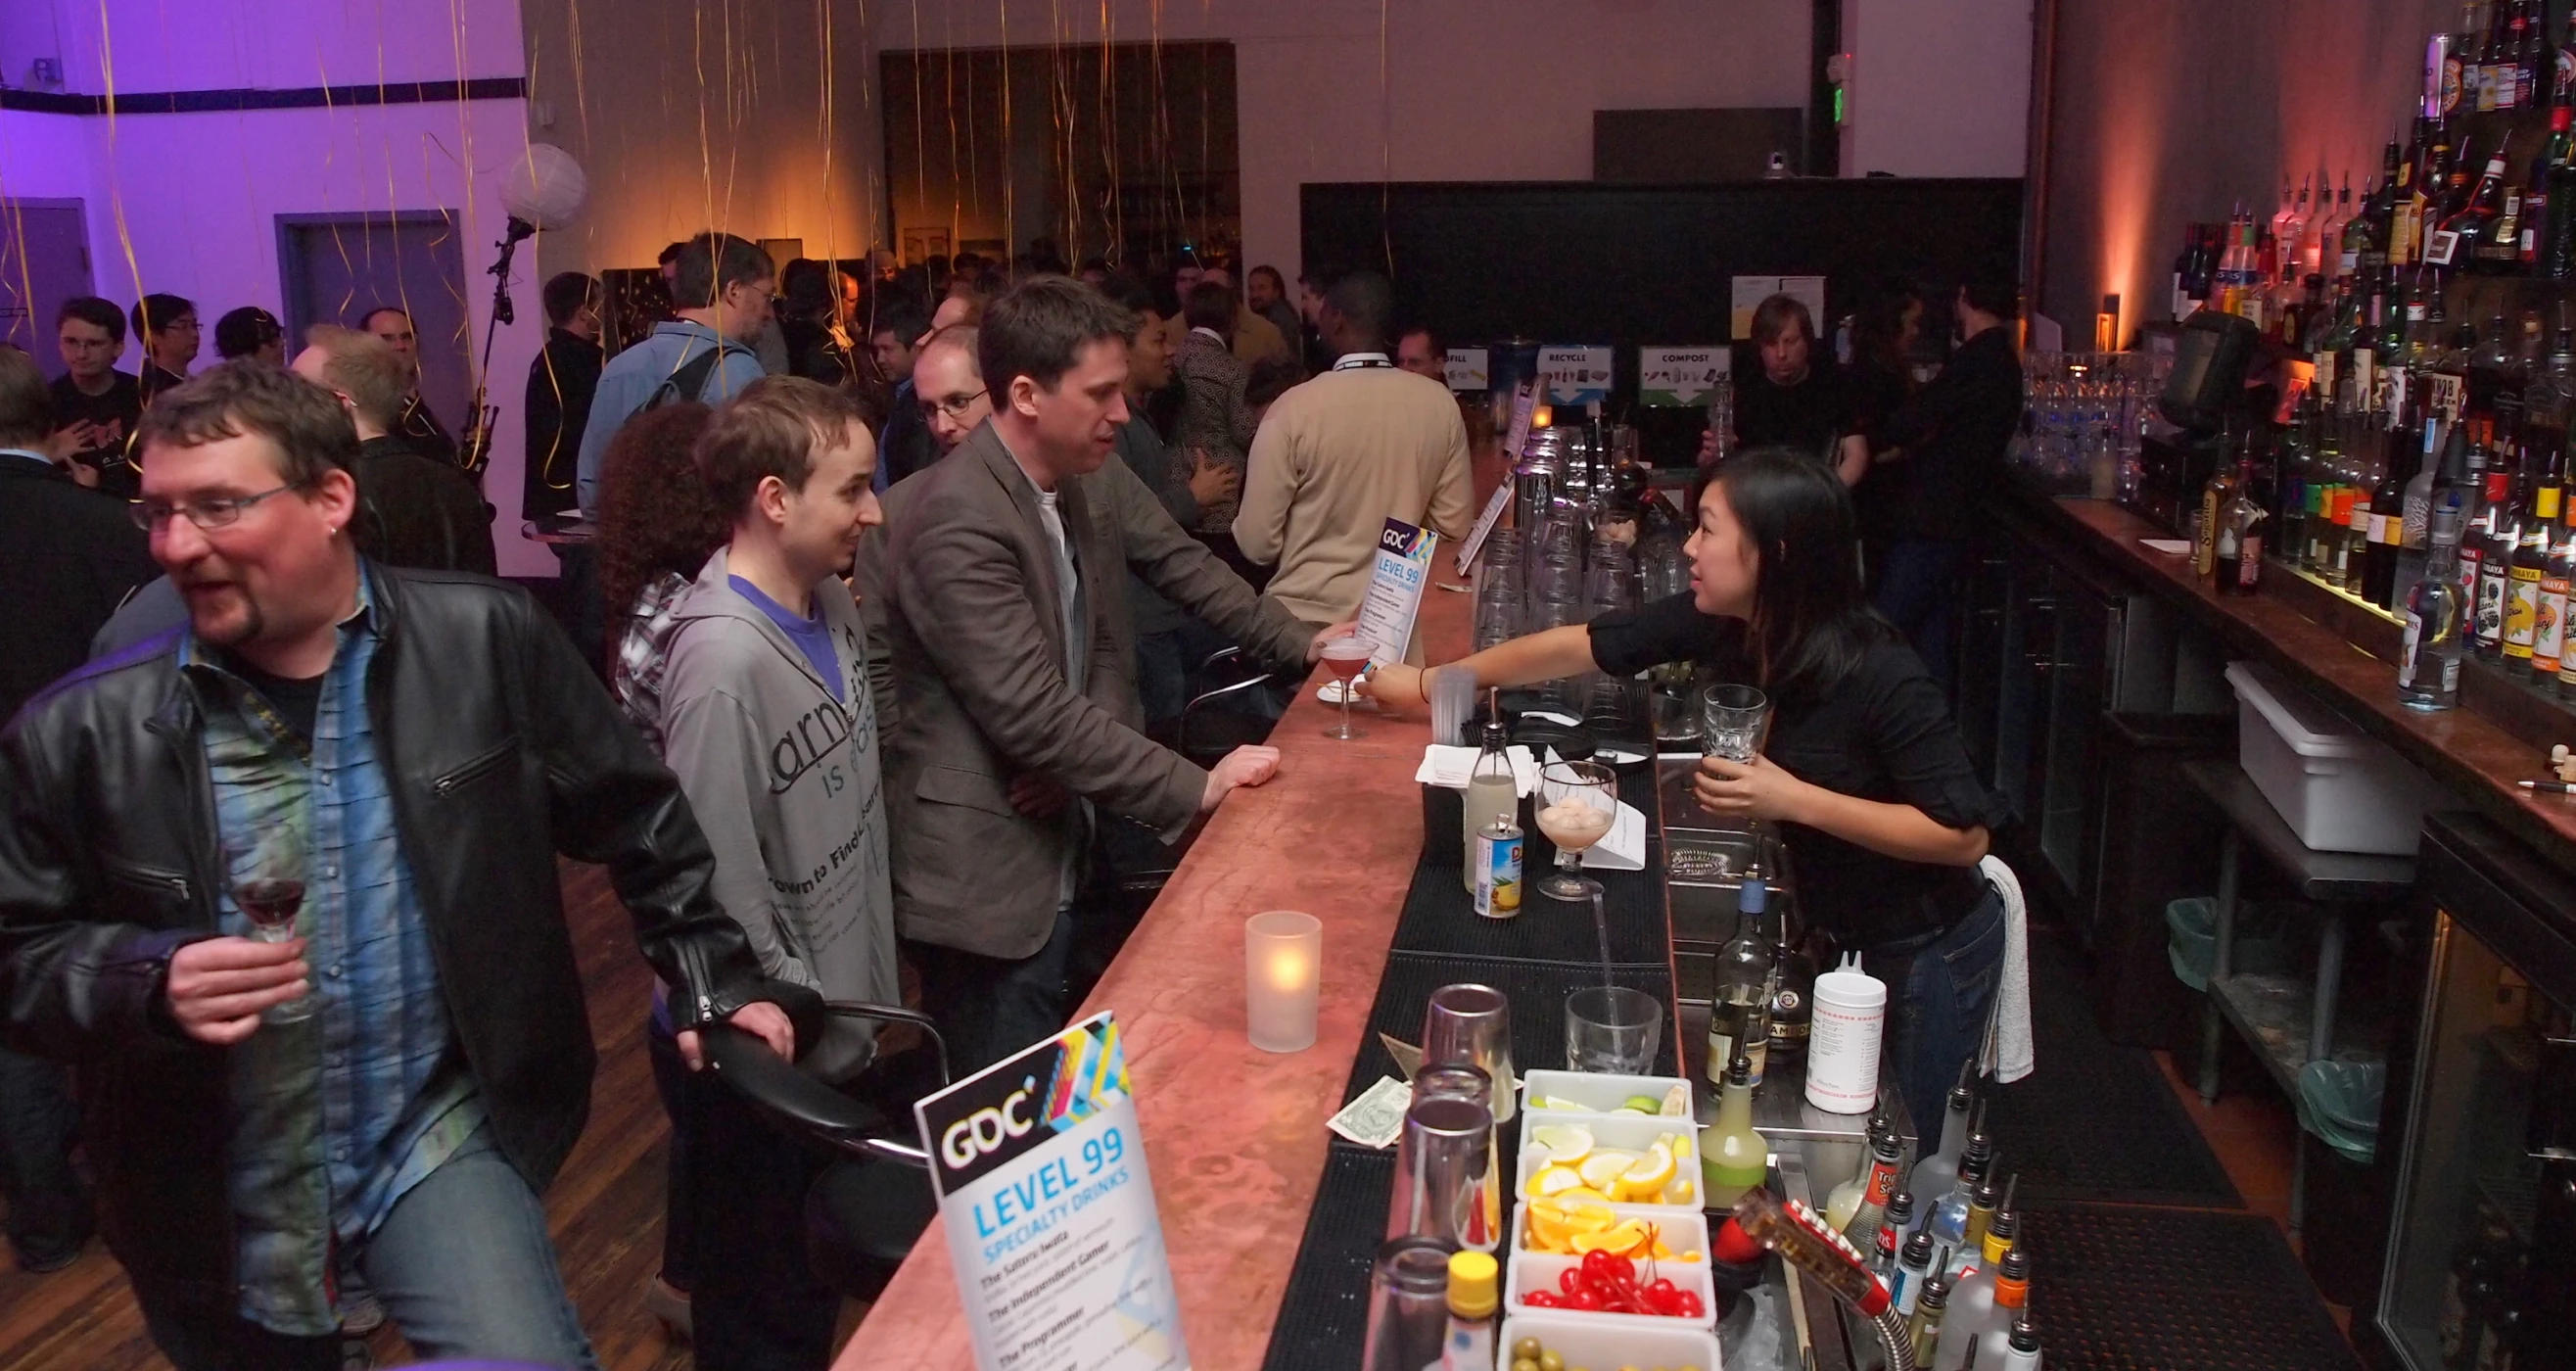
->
<box><xmin>1639</xmin><ymin>347</ymin><xmax>1730</xmax><ymax>405</ymax></box>
<box><xmin>915</xmin><ymin>1015</ymin><xmax>1188</xmax><ymax>1371</ymax></box>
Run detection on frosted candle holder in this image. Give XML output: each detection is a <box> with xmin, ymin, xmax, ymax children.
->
<box><xmin>1246</xmin><ymin>910</ymin><xmax>1322</xmax><ymax>1053</ymax></box>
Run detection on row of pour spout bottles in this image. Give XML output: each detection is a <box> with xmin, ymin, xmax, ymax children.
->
<box><xmin>1818</xmin><ymin>1081</ymin><xmax>2039</xmax><ymax>1371</ymax></box>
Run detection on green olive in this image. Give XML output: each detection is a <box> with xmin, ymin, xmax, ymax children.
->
<box><xmin>1512</xmin><ymin>1360</ymin><xmax>1539</xmax><ymax>1371</ymax></box>
<box><xmin>1539</xmin><ymin>1353</ymin><xmax>1565</xmax><ymax>1371</ymax></box>
<box><xmin>1513</xmin><ymin>1340</ymin><xmax>1542</xmax><ymax>1362</ymax></box>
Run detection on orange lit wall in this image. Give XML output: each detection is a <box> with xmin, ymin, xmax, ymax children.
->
<box><xmin>2041</xmin><ymin>0</ymin><xmax>2453</xmax><ymax>339</ymax></box>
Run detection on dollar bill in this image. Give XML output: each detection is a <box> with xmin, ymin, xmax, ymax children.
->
<box><xmin>1327</xmin><ymin>1075</ymin><xmax>1414</xmax><ymax>1149</ymax></box>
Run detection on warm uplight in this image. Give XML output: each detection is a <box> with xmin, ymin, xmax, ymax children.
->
<box><xmin>1245</xmin><ymin>910</ymin><xmax>1322</xmax><ymax>1053</ymax></box>
<box><xmin>2094</xmin><ymin>293</ymin><xmax>2122</xmax><ymax>353</ymax></box>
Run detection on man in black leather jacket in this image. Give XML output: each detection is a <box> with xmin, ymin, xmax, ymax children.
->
<box><xmin>0</xmin><ymin>362</ymin><xmax>800</xmax><ymax>1370</ymax></box>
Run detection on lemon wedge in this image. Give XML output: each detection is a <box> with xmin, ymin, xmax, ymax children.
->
<box><xmin>1558</xmin><ymin>1185</ymin><xmax>1611</xmax><ymax>1203</ymax></box>
<box><xmin>1563</xmin><ymin>1201</ymin><xmax>1616</xmax><ymax>1232</ymax></box>
<box><xmin>1527</xmin><ymin>1124</ymin><xmax>1595</xmax><ymax>1164</ymax></box>
<box><xmin>1662</xmin><ymin>1082</ymin><xmax>1693</xmax><ymax>1117</ymax></box>
<box><xmin>1576</xmin><ymin>1150</ymin><xmax>1636</xmax><ymax>1191</ymax></box>
<box><xmin>1531</xmin><ymin>1163</ymin><xmax>1586</xmax><ymax>1198</ymax></box>
<box><xmin>1570</xmin><ymin>1218</ymin><xmax>1651</xmax><ymax>1254</ymax></box>
<box><xmin>1616</xmin><ymin>1140</ymin><xmax>1676</xmax><ymax>1201</ymax></box>
<box><xmin>1540</xmin><ymin>1095</ymin><xmax>1587</xmax><ymax>1111</ymax></box>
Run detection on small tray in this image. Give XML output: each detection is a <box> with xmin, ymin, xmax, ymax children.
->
<box><xmin>1496</xmin><ymin>1311</ymin><xmax>1721</xmax><ymax>1371</ymax></box>
<box><xmin>1505</xmin><ymin>1246</ymin><xmax>1719</xmax><ymax>1329</ymax></box>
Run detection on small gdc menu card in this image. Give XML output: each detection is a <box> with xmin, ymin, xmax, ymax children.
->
<box><xmin>915</xmin><ymin>1014</ymin><xmax>1190</xmax><ymax>1371</ymax></box>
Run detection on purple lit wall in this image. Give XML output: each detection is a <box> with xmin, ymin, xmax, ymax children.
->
<box><xmin>0</xmin><ymin>0</ymin><xmax>555</xmax><ymax>574</ymax></box>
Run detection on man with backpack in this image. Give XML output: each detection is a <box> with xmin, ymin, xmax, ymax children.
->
<box><xmin>575</xmin><ymin>232</ymin><xmax>774</xmax><ymax>518</ymax></box>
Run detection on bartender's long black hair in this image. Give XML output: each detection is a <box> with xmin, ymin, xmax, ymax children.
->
<box><xmin>1689</xmin><ymin>447</ymin><xmax>1895</xmax><ymax>705</ymax></box>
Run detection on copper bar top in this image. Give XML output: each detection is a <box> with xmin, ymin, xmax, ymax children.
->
<box><xmin>839</xmin><ymin>590</ymin><xmax>1476</xmax><ymax>1369</ymax></box>
<box><xmin>2026</xmin><ymin>495</ymin><xmax>2576</xmax><ymax>873</ymax></box>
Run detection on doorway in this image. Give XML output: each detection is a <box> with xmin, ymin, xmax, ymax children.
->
<box><xmin>0</xmin><ymin>200</ymin><xmax>94</xmax><ymax>359</ymax></box>
<box><xmin>277</xmin><ymin>213</ymin><xmax>473</xmax><ymax>441</ymax></box>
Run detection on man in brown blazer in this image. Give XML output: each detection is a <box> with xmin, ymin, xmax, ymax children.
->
<box><xmin>876</xmin><ymin>276</ymin><xmax>1343</xmax><ymax>1071</ymax></box>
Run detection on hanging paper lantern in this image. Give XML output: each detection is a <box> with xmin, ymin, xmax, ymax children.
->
<box><xmin>500</xmin><ymin>143</ymin><xmax>587</xmax><ymax>232</ymax></box>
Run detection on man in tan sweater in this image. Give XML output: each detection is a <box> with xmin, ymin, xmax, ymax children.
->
<box><xmin>1236</xmin><ymin>269</ymin><xmax>1474</xmax><ymax>646</ymax></box>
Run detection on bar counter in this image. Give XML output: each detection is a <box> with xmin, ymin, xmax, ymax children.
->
<box><xmin>2003</xmin><ymin>492</ymin><xmax>2576</xmax><ymax>875</ymax></box>
<box><xmin>838</xmin><ymin>591</ymin><xmax>1476</xmax><ymax>1368</ymax></box>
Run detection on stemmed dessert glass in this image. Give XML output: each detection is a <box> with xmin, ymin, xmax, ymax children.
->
<box><xmin>1535</xmin><ymin>759</ymin><xmax>1618</xmax><ymax>901</ymax></box>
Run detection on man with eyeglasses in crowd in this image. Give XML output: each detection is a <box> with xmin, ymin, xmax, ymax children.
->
<box><xmin>0</xmin><ymin>360</ymin><xmax>805</xmax><ymax>1370</ymax></box>
<box><xmin>134</xmin><ymin>294</ymin><xmax>202</xmax><ymax>405</ymax></box>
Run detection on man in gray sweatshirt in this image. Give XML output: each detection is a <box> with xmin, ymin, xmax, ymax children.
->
<box><xmin>652</xmin><ymin>375</ymin><xmax>893</xmax><ymax>1369</ymax></box>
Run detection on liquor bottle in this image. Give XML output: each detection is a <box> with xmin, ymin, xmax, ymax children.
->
<box><xmin>1874</xmin><ymin>1190</ymin><xmax>1915</xmax><ymax>1280</ymax></box>
<box><xmin>1904</xmin><ymin>1082</ymin><xmax>1973</xmax><ymax>1247</ymax></box>
<box><xmin>1948</xmin><ymin>1169</ymin><xmax>2003</xmax><ymax>1280</ymax></box>
<box><xmin>2509</xmin><ymin>442</ymin><xmax>2560</xmax><ymax>663</ymax></box>
<box><xmin>2461</xmin><ymin>437</ymin><xmax>2505</xmax><ymax>615</ymax></box>
<box><xmin>1699</xmin><ymin>1053</ymin><xmax>1768</xmax><ymax>1210</ymax></box>
<box><xmin>1907</xmin><ymin>1274</ymin><xmax>1951</xmax><ymax>1371</ymax></box>
<box><xmin>1894</xmin><ymin>1228</ymin><xmax>1939</xmax><ymax>1319</ymax></box>
<box><xmin>2549</xmin><ymin>118</ymin><xmax>2576</xmax><ymax>279</ymax></box>
<box><xmin>1926</xmin><ymin>1127</ymin><xmax>1994</xmax><ymax>1270</ymax></box>
<box><xmin>2366</xmin><ymin>145</ymin><xmax>2401</xmax><ymax>276</ymax></box>
<box><xmin>2533</xmin><ymin>484</ymin><xmax>2571</xmax><ymax>686</ymax></box>
<box><xmin>2554</xmin><ymin>518</ymin><xmax>2576</xmax><ymax>700</ymax></box>
<box><xmin>2470</xmin><ymin>311</ymin><xmax>2524</xmax><ymax>418</ymax></box>
<box><xmin>1461</xmin><ymin>711</ymin><xmax>1517</xmax><ymax>894</ymax></box>
<box><xmin>2194</xmin><ymin>448</ymin><xmax>2242</xmax><ymax>579</ymax></box>
<box><xmin>1706</xmin><ymin>876</ymin><xmax>1773</xmax><ymax>1091</ymax></box>
<box><xmin>2475</xmin><ymin>181</ymin><xmax>2525</xmax><ymax>273</ymax></box>
<box><xmin>2278</xmin><ymin>402</ymin><xmax>2314</xmax><ymax>559</ymax></box>
<box><xmin>2321</xmin><ymin>172</ymin><xmax>2355</xmax><ymax>279</ymax></box>
<box><xmin>2271</xmin><ymin>174</ymin><xmax>2300</xmax><ymax>250</ymax></box>
<box><xmin>2171</xmin><ymin>224</ymin><xmax>2202</xmax><ymax>319</ymax></box>
<box><xmin>2477</xmin><ymin>448</ymin><xmax>2526</xmax><ymax>658</ymax></box>
<box><xmin>2330</xmin><ymin>482</ymin><xmax>2363</xmax><ymax>589</ymax></box>
<box><xmin>2369</xmin><ymin>443</ymin><xmax>2411</xmax><ymax>605</ymax></box>
<box><xmin>1766</xmin><ymin>916</ymin><xmax>1815</xmax><ymax>1064</ymax></box>
<box><xmin>2522</xmin><ymin>0</ymin><xmax>2548</xmax><ymax>107</ymax></box>
<box><xmin>1936</xmin><ymin>1183</ymin><xmax>2020</xmax><ymax>1368</ymax></box>
<box><xmin>2434</xmin><ymin>137</ymin><xmax>2506</xmax><ymax>270</ymax></box>
<box><xmin>2399</xmin><ymin>413</ymin><xmax>2448</xmax><ymax>607</ymax></box>
<box><xmin>2411</xmin><ymin>502</ymin><xmax>2472</xmax><ymax>711</ymax></box>
<box><xmin>2502</xmin><ymin>0</ymin><xmax>2530</xmax><ymax>108</ymax></box>
<box><xmin>2218</xmin><ymin>461</ymin><xmax>2269</xmax><ymax>595</ymax></box>
<box><xmin>2532</xmin><ymin>108</ymin><xmax>2575</xmax><ymax>273</ymax></box>
<box><xmin>1843</xmin><ymin>1128</ymin><xmax>1904</xmax><ymax>1244</ymax></box>
<box><xmin>1975</xmin><ymin>1252</ymin><xmax>2038</xmax><ymax>1371</ymax></box>
<box><xmin>2392</xmin><ymin>128</ymin><xmax>2423</xmax><ymax>266</ymax></box>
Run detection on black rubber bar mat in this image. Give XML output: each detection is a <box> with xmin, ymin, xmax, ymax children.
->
<box><xmin>1985</xmin><ymin>933</ymin><xmax>2242</xmax><ymax>1207</ymax></box>
<box><xmin>1258</xmin><ymin>1146</ymin><xmax>1397</xmax><ymax>1371</ymax></box>
<box><xmin>2018</xmin><ymin>1202</ymin><xmax>2361</xmax><ymax>1371</ymax></box>
<box><xmin>1385</xmin><ymin>849</ymin><xmax>1669</xmax><ymax>967</ymax></box>
<box><xmin>1341</xmin><ymin>952</ymin><xmax>1679</xmax><ymax>1110</ymax></box>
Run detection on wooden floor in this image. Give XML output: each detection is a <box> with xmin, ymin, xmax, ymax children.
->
<box><xmin>0</xmin><ymin>860</ymin><xmax>864</xmax><ymax>1371</ymax></box>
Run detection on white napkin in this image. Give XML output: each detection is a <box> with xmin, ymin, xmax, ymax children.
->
<box><xmin>1416</xmin><ymin>744</ymin><xmax>1540</xmax><ymax>796</ymax></box>
<box><xmin>1575</xmin><ymin>801</ymin><xmax>1650</xmax><ymax>871</ymax></box>
<box><xmin>1978</xmin><ymin>855</ymin><xmax>2036</xmax><ymax>1085</ymax></box>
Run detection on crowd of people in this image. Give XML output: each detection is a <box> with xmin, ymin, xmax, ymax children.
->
<box><xmin>0</xmin><ymin>224</ymin><xmax>2020</xmax><ymax>1371</ymax></box>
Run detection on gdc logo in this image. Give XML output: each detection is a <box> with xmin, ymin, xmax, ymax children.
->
<box><xmin>940</xmin><ymin>1081</ymin><xmax>1038</xmax><ymax>1168</ymax></box>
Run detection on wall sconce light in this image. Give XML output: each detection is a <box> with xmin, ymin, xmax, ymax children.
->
<box><xmin>2095</xmin><ymin>294</ymin><xmax>2122</xmax><ymax>353</ymax></box>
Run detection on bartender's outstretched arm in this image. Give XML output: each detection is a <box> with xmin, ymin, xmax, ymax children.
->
<box><xmin>1362</xmin><ymin>625</ymin><xmax>1596</xmax><ymax>712</ymax></box>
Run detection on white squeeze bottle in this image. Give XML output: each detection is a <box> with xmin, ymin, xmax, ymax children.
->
<box><xmin>1461</xmin><ymin>705</ymin><xmax>1518</xmax><ymax>892</ymax></box>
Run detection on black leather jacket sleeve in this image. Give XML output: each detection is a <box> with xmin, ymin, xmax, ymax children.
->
<box><xmin>0</xmin><ymin>723</ymin><xmax>208</xmax><ymax>1062</ymax></box>
<box><xmin>509</xmin><ymin>589</ymin><xmax>799</xmax><ymax>1033</ymax></box>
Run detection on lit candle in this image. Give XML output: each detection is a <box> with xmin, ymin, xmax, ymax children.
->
<box><xmin>1245</xmin><ymin>910</ymin><xmax>1322</xmax><ymax>1053</ymax></box>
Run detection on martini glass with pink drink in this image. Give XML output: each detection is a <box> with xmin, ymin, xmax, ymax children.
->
<box><xmin>1535</xmin><ymin>758</ymin><xmax>1617</xmax><ymax>901</ymax></box>
<box><xmin>1320</xmin><ymin>637</ymin><xmax>1375</xmax><ymax>739</ymax></box>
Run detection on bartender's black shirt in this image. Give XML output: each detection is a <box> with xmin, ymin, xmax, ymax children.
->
<box><xmin>1732</xmin><ymin>362</ymin><xmax>1851</xmax><ymax>461</ymax></box>
<box><xmin>1589</xmin><ymin>592</ymin><xmax>2007</xmax><ymax>948</ymax></box>
<box><xmin>1866</xmin><ymin>325</ymin><xmax>2024</xmax><ymax>542</ymax></box>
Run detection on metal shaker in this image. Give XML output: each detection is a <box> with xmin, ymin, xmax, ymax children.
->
<box><xmin>1384</xmin><ymin>1095</ymin><xmax>1494</xmax><ymax>1253</ymax></box>
<box><xmin>1359</xmin><ymin>1237</ymin><xmax>1456</xmax><ymax>1371</ymax></box>
<box><xmin>1422</xmin><ymin>983</ymin><xmax>1516</xmax><ymax>1122</ymax></box>
<box><xmin>1409</xmin><ymin>1064</ymin><xmax>1502</xmax><ymax>1253</ymax></box>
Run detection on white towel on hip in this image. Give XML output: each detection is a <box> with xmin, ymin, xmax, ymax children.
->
<box><xmin>1980</xmin><ymin>855</ymin><xmax>2036</xmax><ymax>1084</ymax></box>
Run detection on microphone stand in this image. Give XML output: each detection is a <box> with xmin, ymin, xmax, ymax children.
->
<box><xmin>461</xmin><ymin>214</ymin><xmax>538</xmax><ymax>484</ymax></box>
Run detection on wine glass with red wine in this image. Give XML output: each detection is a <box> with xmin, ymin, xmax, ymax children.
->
<box><xmin>234</xmin><ymin>827</ymin><xmax>316</xmax><ymax>1024</ymax></box>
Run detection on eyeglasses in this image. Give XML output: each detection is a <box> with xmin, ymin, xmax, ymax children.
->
<box><xmin>919</xmin><ymin>389</ymin><xmax>986</xmax><ymax>421</ymax></box>
<box><xmin>129</xmin><ymin>482</ymin><xmax>304</xmax><ymax>533</ymax></box>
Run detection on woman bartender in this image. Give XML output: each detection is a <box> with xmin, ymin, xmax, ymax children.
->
<box><xmin>1369</xmin><ymin>449</ymin><xmax>2009</xmax><ymax>1128</ymax></box>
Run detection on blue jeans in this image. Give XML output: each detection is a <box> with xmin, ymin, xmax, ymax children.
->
<box><xmin>0</xmin><ymin>1045</ymin><xmax>91</xmax><ymax>1268</ymax></box>
<box><xmin>1872</xmin><ymin>537</ymin><xmax>1969</xmax><ymax>699</ymax></box>
<box><xmin>647</xmin><ymin>1018</ymin><xmax>838</xmax><ymax>1371</ymax></box>
<box><xmin>1868</xmin><ymin>880</ymin><xmax>2007</xmax><ymax>1134</ymax></box>
<box><xmin>904</xmin><ymin>906</ymin><xmax>1079</xmax><ymax>1076</ymax></box>
<box><xmin>135</xmin><ymin>1125</ymin><xmax>599</xmax><ymax>1371</ymax></box>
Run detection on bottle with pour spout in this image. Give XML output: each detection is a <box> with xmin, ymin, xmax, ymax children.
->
<box><xmin>1461</xmin><ymin>691</ymin><xmax>1517</xmax><ymax>893</ymax></box>
<box><xmin>1700</xmin><ymin>1053</ymin><xmax>1769</xmax><ymax>1209</ymax></box>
